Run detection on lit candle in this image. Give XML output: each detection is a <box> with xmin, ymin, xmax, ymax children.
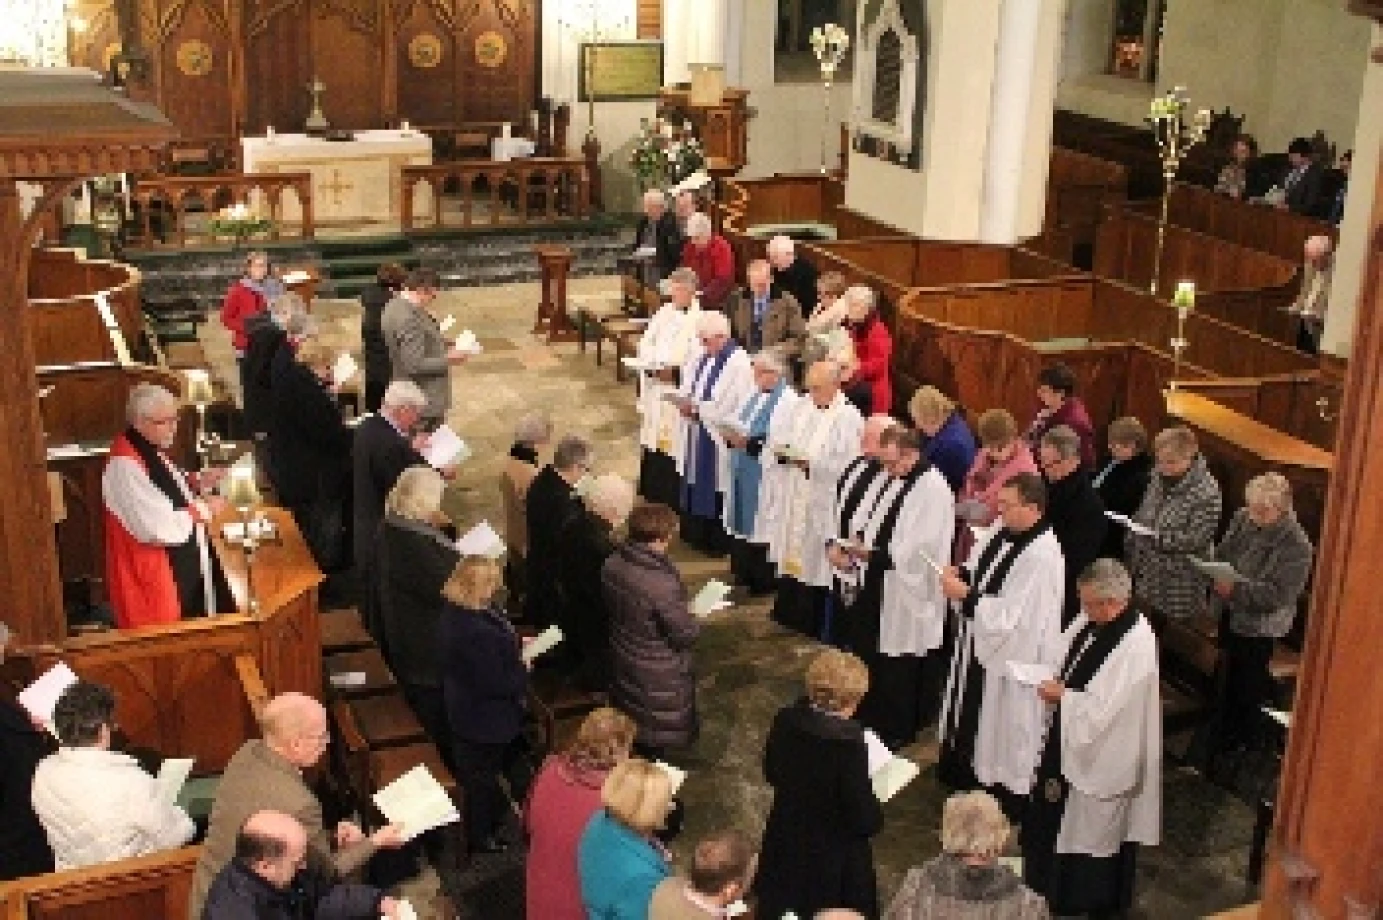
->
<box><xmin>401</xmin><ymin>119</ymin><xmax>411</xmax><ymax>132</ymax></box>
<box><xmin>1173</xmin><ymin>281</ymin><xmax>1196</xmax><ymax>310</ymax></box>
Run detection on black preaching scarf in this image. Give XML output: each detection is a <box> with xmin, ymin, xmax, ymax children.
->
<box><xmin>960</xmin><ymin>520</ymin><xmax>1054</xmax><ymax>619</ymax></box>
<box><xmin>122</xmin><ymin>426</ymin><xmax>231</xmax><ymax>618</ymax></box>
<box><xmin>836</xmin><ymin>456</ymin><xmax>884</xmax><ymax>540</ymax></box>
<box><xmin>842</xmin><ymin>461</ymin><xmax>929</xmax><ymax>653</ymax></box>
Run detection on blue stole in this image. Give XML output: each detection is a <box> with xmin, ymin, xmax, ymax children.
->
<box><xmin>729</xmin><ymin>382</ymin><xmax>787</xmax><ymax>536</ymax></box>
<box><xmin>683</xmin><ymin>342</ymin><xmax>739</xmax><ymax>518</ymax></box>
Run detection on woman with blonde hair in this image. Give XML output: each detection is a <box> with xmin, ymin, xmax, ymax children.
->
<box><xmin>909</xmin><ymin>385</ymin><xmax>976</xmax><ymax>493</ymax></box>
<box><xmin>754</xmin><ymin>649</ymin><xmax>882</xmax><ymax>919</ymax></box>
<box><xmin>440</xmin><ymin>555</ymin><xmax>532</xmax><ymax>853</ymax></box>
<box><xmin>578</xmin><ymin>758</ymin><xmax>676</xmax><ymax>918</ymax></box>
<box><xmin>525</xmin><ymin>707</ymin><xmax>638</xmax><ymax>919</ymax></box>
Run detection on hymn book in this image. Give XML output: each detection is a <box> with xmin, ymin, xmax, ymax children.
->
<box><xmin>17</xmin><ymin>662</ymin><xmax>78</xmax><ymax>732</ymax></box>
<box><xmin>281</xmin><ymin>269</ymin><xmax>311</xmax><ymax>285</ymax></box>
<box><xmin>691</xmin><ymin>579</ymin><xmax>733</xmax><ymax>617</ymax></box>
<box><xmin>654</xmin><ymin>761</ymin><xmax>687</xmax><ymax>796</ymax></box>
<box><xmin>392</xmin><ymin>899</ymin><xmax>420</xmax><ymax>920</ymax></box>
<box><xmin>1104</xmin><ymin>511</ymin><xmax>1156</xmax><ymax>537</ymax></box>
<box><xmin>454</xmin><ymin>329</ymin><xmax>483</xmax><ymax>355</ymax></box>
<box><xmin>438</xmin><ymin>315</ymin><xmax>456</xmax><ymax>334</ymax></box>
<box><xmin>372</xmin><ymin>765</ymin><xmax>460</xmax><ymax>841</ymax></box>
<box><xmin>772</xmin><ymin>443</ymin><xmax>809</xmax><ymax>463</ymax></box>
<box><xmin>1190</xmin><ymin>558</ymin><xmax>1246</xmax><ymax>583</ymax></box>
<box><xmin>455</xmin><ymin>520</ymin><xmax>505</xmax><ymax>559</ymax></box>
<box><xmin>333</xmin><ymin>352</ymin><xmax>358</xmax><ymax>387</ymax></box>
<box><xmin>864</xmin><ymin>730</ymin><xmax>920</xmax><ymax>802</ymax></box>
<box><xmin>156</xmin><ymin>758</ymin><xmax>195</xmax><ymax>804</ymax></box>
<box><xmin>522</xmin><ymin>625</ymin><xmax>565</xmax><ymax>664</ymax></box>
<box><xmin>423</xmin><ymin>425</ymin><xmax>471</xmax><ymax>469</ymax></box>
<box><xmin>1007</xmin><ymin>662</ymin><xmax>1056</xmax><ymax>687</ymax></box>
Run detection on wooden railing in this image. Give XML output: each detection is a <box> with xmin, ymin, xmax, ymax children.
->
<box><xmin>1045</xmin><ymin>146</ymin><xmax>1129</xmax><ymax>261</ymax></box>
<box><xmin>0</xmin><ymin>845</ymin><xmax>203</xmax><ymax>920</ymax></box>
<box><xmin>130</xmin><ymin>172</ymin><xmax>315</xmax><ymax>248</ymax></box>
<box><xmin>399</xmin><ymin>158</ymin><xmax>590</xmax><ymax>232</ymax></box>
<box><xmin>27</xmin><ymin>249</ymin><xmax>142</xmax><ymax>365</ymax></box>
<box><xmin>1128</xmin><ymin>182</ymin><xmax>1336</xmax><ymax>263</ymax></box>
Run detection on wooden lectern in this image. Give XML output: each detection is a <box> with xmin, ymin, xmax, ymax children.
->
<box><xmin>658</xmin><ymin>86</ymin><xmax>751</xmax><ymax>175</ymax></box>
<box><xmin>534</xmin><ymin>244</ymin><xmax>578</xmax><ymax>343</ymax></box>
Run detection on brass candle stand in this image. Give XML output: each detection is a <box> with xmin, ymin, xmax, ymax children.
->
<box><xmin>1170</xmin><ymin>281</ymin><xmax>1195</xmax><ymax>390</ymax></box>
<box><xmin>811</xmin><ymin>24</ymin><xmax>851</xmax><ymax>175</ymax></box>
<box><xmin>1147</xmin><ymin>87</ymin><xmax>1211</xmax><ymax>297</ymax></box>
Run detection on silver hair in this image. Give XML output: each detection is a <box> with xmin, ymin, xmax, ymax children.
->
<box><xmin>382</xmin><ymin>380</ymin><xmax>428</xmax><ymax>412</ymax></box>
<box><xmin>269</xmin><ymin>291</ymin><xmax>306</xmax><ymax>319</ymax></box>
<box><xmin>585</xmin><ymin>474</ymin><xmax>635</xmax><ymax>527</ymax></box>
<box><xmin>746</xmin><ymin>259</ymin><xmax>771</xmax><ymax>278</ymax></box>
<box><xmin>1040</xmin><ymin>424</ymin><xmax>1082</xmax><ymax>461</ymax></box>
<box><xmin>1245</xmin><ymin>472</ymin><xmax>1293</xmax><ymax>514</ymax></box>
<box><xmin>1077</xmin><ymin>558</ymin><xmax>1134</xmax><ymax>601</ymax></box>
<box><xmin>384</xmin><ymin>465</ymin><xmax>445</xmax><ymax>522</ymax></box>
<box><xmin>695</xmin><ymin>311</ymin><xmax>731</xmax><ymax>338</ymax></box>
<box><xmin>553</xmin><ymin>434</ymin><xmax>594</xmax><ymax>472</ymax></box>
<box><xmin>686</xmin><ymin>212</ymin><xmax>713</xmax><ymax>239</ymax></box>
<box><xmin>667</xmin><ymin>267</ymin><xmax>700</xmax><ymax>290</ymax></box>
<box><xmin>513</xmin><ymin>412</ymin><xmax>553</xmax><ymax>447</ymax></box>
<box><xmin>285</xmin><ymin>311</ymin><xmax>315</xmax><ymax>338</ymax></box>
<box><xmin>940</xmin><ymin>791</ymin><xmax>1011</xmax><ymax>858</ymax></box>
<box><xmin>844</xmin><ymin>285</ymin><xmax>876</xmax><ymax>311</ymax></box>
<box><xmin>126</xmin><ymin>383</ymin><xmax>179</xmax><ymax>425</ymax></box>
<box><xmin>864</xmin><ymin>414</ymin><xmax>897</xmax><ymax>436</ymax></box>
<box><xmin>751</xmin><ymin>348</ymin><xmax>788</xmax><ymax>377</ymax></box>
<box><xmin>767</xmin><ymin>235</ymin><xmax>795</xmax><ymax>258</ymax></box>
<box><xmin>642</xmin><ymin>188</ymin><xmax>667</xmax><ymax>207</ymax></box>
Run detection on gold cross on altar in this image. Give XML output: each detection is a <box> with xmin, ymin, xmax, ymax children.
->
<box><xmin>319</xmin><ymin>169</ymin><xmax>354</xmax><ymax>207</ymax></box>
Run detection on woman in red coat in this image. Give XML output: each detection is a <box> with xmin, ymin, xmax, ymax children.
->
<box><xmin>842</xmin><ymin>286</ymin><xmax>893</xmax><ymax>416</ymax></box>
<box><xmin>524</xmin><ymin>707</ymin><xmax>637</xmax><ymax>920</ymax></box>
<box><xmin>679</xmin><ymin>212</ymin><xmax>735</xmax><ymax>310</ymax></box>
<box><xmin>219</xmin><ymin>250</ymin><xmax>284</xmax><ymax>358</ymax></box>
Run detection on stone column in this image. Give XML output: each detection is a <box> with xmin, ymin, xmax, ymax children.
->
<box><xmin>663</xmin><ymin>0</ymin><xmax>729</xmax><ymax>85</ymax></box>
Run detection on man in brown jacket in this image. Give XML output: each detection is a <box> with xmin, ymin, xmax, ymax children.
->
<box><xmin>188</xmin><ymin>693</ymin><xmax>405</xmax><ymax>918</ymax></box>
<box><xmin>725</xmin><ymin>260</ymin><xmax>806</xmax><ymax>359</ymax></box>
<box><xmin>649</xmin><ymin>829</ymin><xmax>755</xmax><ymax>919</ymax></box>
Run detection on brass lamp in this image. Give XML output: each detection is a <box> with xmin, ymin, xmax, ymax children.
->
<box><xmin>1170</xmin><ymin>281</ymin><xmax>1195</xmax><ymax>391</ymax></box>
<box><xmin>224</xmin><ymin>465</ymin><xmax>263</xmax><ymax>614</ymax></box>
<box><xmin>184</xmin><ymin>369</ymin><xmax>221</xmax><ymax>469</ymax></box>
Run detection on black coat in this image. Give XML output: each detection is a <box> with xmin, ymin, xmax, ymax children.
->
<box><xmin>440</xmin><ymin>603</ymin><xmax>528</xmax><ymax>745</ymax></box>
<box><xmin>772</xmin><ymin>256</ymin><xmax>820</xmax><ymax>319</ymax></box>
<box><xmin>556</xmin><ymin>509</ymin><xmax>618</xmax><ymax>687</ymax></box>
<box><xmin>358</xmin><ymin>282</ymin><xmax>394</xmax><ymax>388</ymax></box>
<box><xmin>524</xmin><ymin>466</ymin><xmax>583</xmax><ymax>627</ymax></box>
<box><xmin>241</xmin><ymin>313</ymin><xmax>286</xmax><ymax>437</ymax></box>
<box><xmin>352</xmin><ymin>414</ymin><xmax>425</xmax><ymax>572</ymax></box>
<box><xmin>754</xmin><ymin>699</ymin><xmax>882</xmax><ymax>920</ymax></box>
<box><xmin>1282</xmin><ymin>161</ymin><xmax>1326</xmax><ymax>217</ymax></box>
<box><xmin>0</xmin><ymin>700</ymin><xmax>54</xmax><ymax>881</ymax></box>
<box><xmin>1045</xmin><ymin>468</ymin><xmax>1109</xmax><ymax>623</ymax></box>
<box><xmin>202</xmin><ymin>857</ymin><xmax>383</xmax><ymax>920</ymax></box>
<box><xmin>634</xmin><ymin>210</ymin><xmax>684</xmax><ymax>280</ymax></box>
<box><xmin>373</xmin><ymin>516</ymin><xmax>461</xmax><ymax>687</ymax></box>
<box><xmin>268</xmin><ymin>359</ymin><xmax>352</xmax><ymax>508</ymax></box>
<box><xmin>1094</xmin><ymin>452</ymin><xmax>1153</xmax><ymax>560</ymax></box>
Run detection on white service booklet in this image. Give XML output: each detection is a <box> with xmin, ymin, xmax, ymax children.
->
<box><xmin>18</xmin><ymin>662</ymin><xmax>79</xmax><ymax>730</ymax></box>
<box><xmin>372</xmin><ymin>764</ymin><xmax>461</xmax><ymax>841</ymax></box>
<box><xmin>654</xmin><ymin>760</ymin><xmax>687</xmax><ymax>796</ymax></box>
<box><xmin>1104</xmin><ymin>510</ymin><xmax>1156</xmax><ymax>537</ymax></box>
<box><xmin>156</xmin><ymin>757</ymin><xmax>195</xmax><ymax>804</ymax></box>
<box><xmin>333</xmin><ymin>352</ymin><xmax>358</xmax><ymax>386</ymax></box>
<box><xmin>438</xmin><ymin>315</ymin><xmax>456</xmax><ymax>334</ymax></box>
<box><xmin>1190</xmin><ymin>558</ymin><xmax>1246</xmax><ymax>582</ymax></box>
<box><xmin>863</xmin><ymin>729</ymin><xmax>920</xmax><ymax>802</ymax></box>
<box><xmin>454</xmin><ymin>329</ymin><xmax>483</xmax><ymax>354</ymax></box>
<box><xmin>281</xmin><ymin>269</ymin><xmax>311</xmax><ymax>285</ymax></box>
<box><xmin>521</xmin><ymin>625</ymin><xmax>565</xmax><ymax>664</ymax></box>
<box><xmin>423</xmin><ymin>425</ymin><xmax>470</xmax><ymax>469</ymax></box>
<box><xmin>391</xmin><ymin>899</ymin><xmax>420</xmax><ymax>920</ymax></box>
<box><xmin>772</xmin><ymin>442</ymin><xmax>808</xmax><ymax>462</ymax></box>
<box><xmin>455</xmin><ymin>520</ymin><xmax>505</xmax><ymax>558</ymax></box>
<box><xmin>1007</xmin><ymin>661</ymin><xmax>1056</xmax><ymax>687</ymax></box>
<box><xmin>716</xmin><ymin>416</ymin><xmax>750</xmax><ymax>438</ymax></box>
<box><xmin>691</xmin><ymin>579</ymin><xmax>733</xmax><ymax>617</ymax></box>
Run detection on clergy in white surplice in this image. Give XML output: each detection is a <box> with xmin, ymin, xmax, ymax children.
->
<box><xmin>635</xmin><ymin>267</ymin><xmax>702</xmax><ymax>508</ymax></box>
<box><xmin>763</xmin><ymin>361</ymin><xmax>864</xmax><ymax>639</ymax></box>
<box><xmin>1023</xmin><ymin>558</ymin><xmax>1160</xmax><ymax>918</ymax></box>
<box><xmin>719</xmin><ymin>348</ymin><xmax>800</xmax><ymax>595</ymax></box>
<box><xmin>675</xmin><ymin>310</ymin><xmax>755</xmax><ymax>553</ymax></box>
<box><xmin>828</xmin><ymin>426</ymin><xmax>955</xmax><ymax>750</ymax></box>
<box><xmin>937</xmin><ymin>471</ymin><xmax>1065</xmax><ymax>819</ymax></box>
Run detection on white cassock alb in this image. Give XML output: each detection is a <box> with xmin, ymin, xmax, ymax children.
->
<box><xmin>760</xmin><ymin>392</ymin><xmax>864</xmax><ymax>588</ymax></box>
<box><xmin>721</xmin><ymin>385</ymin><xmax>801</xmax><ymax>540</ymax></box>
<box><xmin>868</xmin><ymin>467</ymin><xmax>955</xmax><ymax>656</ymax></box>
<box><xmin>937</xmin><ymin>523</ymin><xmax>1065</xmax><ymax>795</ymax></box>
<box><xmin>751</xmin><ymin>392</ymin><xmax>809</xmax><ymax>553</ymax></box>
<box><xmin>635</xmin><ymin>301</ymin><xmax>700</xmax><ymax>458</ymax></box>
<box><xmin>678</xmin><ymin>343</ymin><xmax>755</xmax><ymax>494</ymax></box>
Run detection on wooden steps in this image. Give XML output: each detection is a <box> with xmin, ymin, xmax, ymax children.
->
<box><xmin>320</xmin><ymin>607</ymin><xmax>373</xmax><ymax>653</ymax></box>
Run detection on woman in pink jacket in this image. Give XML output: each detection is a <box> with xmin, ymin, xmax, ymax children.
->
<box><xmin>954</xmin><ymin>409</ymin><xmax>1038</xmax><ymax>561</ymax></box>
<box><xmin>524</xmin><ymin>707</ymin><xmax>637</xmax><ymax>919</ymax></box>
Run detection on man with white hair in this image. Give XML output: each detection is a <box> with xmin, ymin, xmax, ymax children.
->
<box><xmin>634</xmin><ymin>188</ymin><xmax>683</xmax><ymax>280</ymax></box>
<box><xmin>725</xmin><ymin>259</ymin><xmax>807</xmax><ymax>358</ymax></box>
<box><xmin>767</xmin><ymin>234</ymin><xmax>819</xmax><ymax>319</ymax></box>
<box><xmin>760</xmin><ymin>361</ymin><xmax>864</xmax><ymax>637</ymax></box>
<box><xmin>636</xmin><ymin>266</ymin><xmax>702</xmax><ymax>508</ymax></box>
<box><xmin>102</xmin><ymin>383</ymin><xmax>230</xmax><ymax>628</ymax></box>
<box><xmin>558</xmin><ymin>473</ymin><xmax>636</xmax><ymax>689</ymax></box>
<box><xmin>675</xmin><ymin>311</ymin><xmax>755</xmax><ymax>553</ymax></box>
<box><xmin>1023</xmin><ymin>558</ymin><xmax>1160</xmax><ymax>919</ymax></box>
<box><xmin>1289</xmin><ymin>234</ymin><xmax>1333</xmax><ymax>354</ymax></box>
<box><xmin>680</xmin><ymin>212</ymin><xmax>735</xmax><ymax>310</ymax></box>
<box><xmin>720</xmin><ymin>348</ymin><xmax>800</xmax><ymax>594</ymax></box>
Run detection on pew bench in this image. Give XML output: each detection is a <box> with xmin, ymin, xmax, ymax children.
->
<box><xmin>320</xmin><ymin>607</ymin><xmax>373</xmax><ymax>654</ymax></box>
<box><xmin>346</xmin><ymin>693</ymin><xmax>428</xmax><ymax>749</ymax></box>
<box><xmin>0</xmin><ymin>845</ymin><xmax>202</xmax><ymax>920</ymax></box>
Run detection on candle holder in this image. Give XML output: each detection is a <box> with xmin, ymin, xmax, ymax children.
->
<box><xmin>184</xmin><ymin>369</ymin><xmax>222</xmax><ymax>469</ymax></box>
<box><xmin>1169</xmin><ymin>281</ymin><xmax>1195</xmax><ymax>390</ymax></box>
<box><xmin>811</xmin><ymin>23</ymin><xmax>851</xmax><ymax>175</ymax></box>
<box><xmin>1147</xmin><ymin>87</ymin><xmax>1211</xmax><ymax>297</ymax></box>
<box><xmin>223</xmin><ymin>465</ymin><xmax>263</xmax><ymax>615</ymax></box>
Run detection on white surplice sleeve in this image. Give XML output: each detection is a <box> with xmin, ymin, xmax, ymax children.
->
<box><xmin>970</xmin><ymin>541</ymin><xmax>1065</xmax><ymax>670</ymax></box>
<box><xmin>879</xmin><ymin>471</ymin><xmax>954</xmax><ymax>655</ymax></box>
<box><xmin>102</xmin><ymin>455</ymin><xmax>197</xmax><ymax>546</ymax></box>
<box><xmin>812</xmin><ymin>403</ymin><xmax>864</xmax><ymax>483</ymax></box>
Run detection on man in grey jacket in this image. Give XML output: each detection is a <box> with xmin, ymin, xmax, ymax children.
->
<box><xmin>381</xmin><ymin>267</ymin><xmax>468</xmax><ymax>427</ymax></box>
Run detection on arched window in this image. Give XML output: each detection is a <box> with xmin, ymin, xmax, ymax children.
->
<box><xmin>872</xmin><ymin>30</ymin><xmax>901</xmax><ymax>124</ymax></box>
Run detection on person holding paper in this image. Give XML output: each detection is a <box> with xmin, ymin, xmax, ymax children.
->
<box><xmin>937</xmin><ymin>473</ymin><xmax>1065</xmax><ymax>819</ymax></box>
<box><xmin>439</xmin><ymin>556</ymin><xmax>533</xmax><ymax>853</ymax></box>
<box><xmin>603</xmin><ymin>503</ymin><xmax>702</xmax><ymax>757</ymax></box>
<box><xmin>31</xmin><ymin>681</ymin><xmax>195</xmax><ymax>870</ymax></box>
<box><xmin>677</xmin><ymin>311</ymin><xmax>755</xmax><ymax>554</ymax></box>
<box><xmin>578</xmin><ymin>758</ymin><xmax>677</xmax><ymax>918</ymax></box>
<box><xmin>956</xmin><ymin>409</ymin><xmax>1039</xmax><ymax>562</ymax></box>
<box><xmin>829</xmin><ymin>426</ymin><xmax>955</xmax><ymax>749</ymax></box>
<box><xmin>501</xmin><ymin>412</ymin><xmax>552</xmax><ymax>601</ymax></box>
<box><xmin>1191</xmin><ymin>473</ymin><xmax>1313</xmax><ymax>767</ymax></box>
<box><xmin>843</xmin><ymin>286</ymin><xmax>894</xmax><ymax>416</ymax></box>
<box><xmin>637</xmin><ymin>268</ymin><xmax>702</xmax><ymax>508</ymax></box>
<box><xmin>1126</xmin><ymin>426</ymin><xmax>1223</xmax><ymax>622</ymax></box>
<box><xmin>1091</xmin><ymin>417</ymin><xmax>1153</xmax><ymax>561</ymax></box>
<box><xmin>359</xmin><ymin>262</ymin><xmax>408</xmax><ymax>413</ymax></box>
<box><xmin>380</xmin><ymin>267</ymin><xmax>467</xmax><ymax>428</ymax></box>
<box><xmin>725</xmin><ymin>259</ymin><xmax>806</xmax><ymax>358</ymax></box>
<box><xmin>0</xmin><ymin>622</ymin><xmax>55</xmax><ymax>881</ymax></box>
<box><xmin>679</xmin><ymin>212</ymin><xmax>734</xmax><ymax>311</ymax></box>
<box><xmin>1023</xmin><ymin>363</ymin><xmax>1095</xmax><ymax>470</ymax></box>
<box><xmin>909</xmin><ymin>386</ymin><xmax>976</xmax><ymax>493</ymax></box>
<box><xmin>755</xmin><ymin>650</ymin><xmax>882</xmax><ymax>920</ymax></box>
<box><xmin>1037</xmin><ymin>425</ymin><xmax>1108</xmax><ymax>628</ymax></box>
<box><xmin>634</xmin><ymin>189</ymin><xmax>683</xmax><ymax>280</ymax></box>
<box><xmin>722</xmin><ymin>348</ymin><xmax>800</xmax><ymax>595</ymax></box>
<box><xmin>764</xmin><ymin>361</ymin><xmax>865</xmax><ymax>639</ymax></box>
<box><xmin>103</xmin><ymin>383</ymin><xmax>231</xmax><ymax>629</ymax></box>
<box><xmin>526</xmin><ymin>435</ymin><xmax>594</xmax><ymax>628</ymax></box>
<box><xmin>649</xmin><ymin>829</ymin><xmax>756</xmax><ymax>920</ymax></box>
<box><xmin>1023</xmin><ymin>559</ymin><xmax>1160</xmax><ymax>919</ymax></box>
<box><xmin>558</xmin><ymin>475</ymin><xmax>636</xmax><ymax>690</ymax></box>
<box><xmin>241</xmin><ymin>291</ymin><xmax>308</xmax><ymax>457</ymax></box>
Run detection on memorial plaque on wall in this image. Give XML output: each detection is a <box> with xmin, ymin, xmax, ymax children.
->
<box><xmin>578</xmin><ymin>41</ymin><xmax>664</xmax><ymax>101</ymax></box>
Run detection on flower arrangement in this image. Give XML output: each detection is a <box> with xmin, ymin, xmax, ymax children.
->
<box><xmin>629</xmin><ymin>118</ymin><xmax>707</xmax><ymax>192</ymax></box>
<box><xmin>208</xmin><ymin>202</ymin><xmax>273</xmax><ymax>248</ymax></box>
<box><xmin>810</xmin><ymin>23</ymin><xmax>851</xmax><ymax>78</ymax></box>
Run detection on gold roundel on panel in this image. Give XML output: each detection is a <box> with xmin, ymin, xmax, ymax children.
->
<box><xmin>474</xmin><ymin>30</ymin><xmax>507</xmax><ymax>68</ymax></box>
<box><xmin>101</xmin><ymin>42</ymin><xmax>122</xmax><ymax>72</ymax></box>
<box><xmin>175</xmin><ymin>39</ymin><xmax>214</xmax><ymax>77</ymax></box>
<box><xmin>409</xmin><ymin>32</ymin><xmax>443</xmax><ymax>69</ymax></box>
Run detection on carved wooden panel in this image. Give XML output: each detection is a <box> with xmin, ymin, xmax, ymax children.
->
<box><xmin>311</xmin><ymin>0</ymin><xmax>386</xmax><ymax>129</ymax></box>
<box><xmin>244</xmin><ymin>0</ymin><xmax>313</xmax><ymax>133</ymax></box>
<box><xmin>395</xmin><ymin>1</ymin><xmax>457</xmax><ymax>126</ymax></box>
<box><xmin>455</xmin><ymin>0</ymin><xmax>536</xmax><ymax>123</ymax></box>
<box><xmin>17</xmin><ymin>845</ymin><xmax>200</xmax><ymax>920</ymax></box>
<box><xmin>153</xmin><ymin>0</ymin><xmax>236</xmax><ymax>137</ymax></box>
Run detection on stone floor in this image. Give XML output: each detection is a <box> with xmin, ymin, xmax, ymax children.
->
<box><xmin>199</xmin><ymin>280</ymin><xmax>1262</xmax><ymax>918</ymax></box>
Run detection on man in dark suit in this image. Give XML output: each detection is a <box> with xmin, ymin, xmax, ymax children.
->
<box><xmin>523</xmin><ymin>434</ymin><xmax>592</xmax><ymax>628</ymax></box>
<box><xmin>634</xmin><ymin>189</ymin><xmax>684</xmax><ymax>282</ymax></box>
<box><xmin>1038</xmin><ymin>424</ymin><xmax>1108</xmax><ymax>627</ymax></box>
<box><xmin>1279</xmin><ymin>137</ymin><xmax>1326</xmax><ymax>217</ymax></box>
<box><xmin>726</xmin><ymin>259</ymin><xmax>807</xmax><ymax>358</ymax></box>
<box><xmin>767</xmin><ymin>235</ymin><xmax>818</xmax><ymax>319</ymax></box>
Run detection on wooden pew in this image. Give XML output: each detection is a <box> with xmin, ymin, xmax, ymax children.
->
<box><xmin>1046</xmin><ymin>147</ymin><xmax>1129</xmax><ymax>262</ymax></box>
<box><xmin>1131</xmin><ymin>181</ymin><xmax>1336</xmax><ymax>264</ymax></box>
<box><xmin>0</xmin><ymin>846</ymin><xmax>202</xmax><ymax>920</ymax></box>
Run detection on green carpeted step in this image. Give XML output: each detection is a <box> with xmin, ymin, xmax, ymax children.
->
<box><xmin>314</xmin><ymin>235</ymin><xmax>414</xmax><ymax>259</ymax></box>
<box><xmin>322</xmin><ymin>252</ymin><xmax>421</xmax><ymax>275</ymax></box>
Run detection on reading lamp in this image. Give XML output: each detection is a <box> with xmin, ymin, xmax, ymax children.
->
<box><xmin>224</xmin><ymin>465</ymin><xmax>263</xmax><ymax>614</ymax></box>
<box><xmin>185</xmin><ymin>369</ymin><xmax>221</xmax><ymax>468</ymax></box>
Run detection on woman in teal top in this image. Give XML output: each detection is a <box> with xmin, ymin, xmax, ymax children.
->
<box><xmin>578</xmin><ymin>758</ymin><xmax>675</xmax><ymax>920</ymax></box>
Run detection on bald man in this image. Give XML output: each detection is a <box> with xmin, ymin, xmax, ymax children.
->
<box><xmin>821</xmin><ymin>414</ymin><xmax>897</xmax><ymax>644</ymax></box>
<box><xmin>202</xmin><ymin>810</ymin><xmax>401</xmax><ymax>919</ymax></box>
<box><xmin>189</xmin><ymin>694</ymin><xmax>405</xmax><ymax>918</ymax></box>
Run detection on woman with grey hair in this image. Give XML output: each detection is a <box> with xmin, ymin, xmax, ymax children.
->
<box><xmin>557</xmin><ymin>474</ymin><xmax>637</xmax><ymax>689</ymax></box>
<box><xmin>885</xmin><ymin>791</ymin><xmax>1049</xmax><ymax>919</ymax></box>
<box><xmin>372</xmin><ymin>465</ymin><xmax>460</xmax><ymax>751</ymax></box>
<box><xmin>679</xmin><ymin>211</ymin><xmax>734</xmax><ymax>309</ymax></box>
<box><xmin>1193</xmin><ymin>472</ymin><xmax>1313</xmax><ymax>764</ymax></box>
<box><xmin>501</xmin><ymin>412</ymin><xmax>552</xmax><ymax>602</ymax></box>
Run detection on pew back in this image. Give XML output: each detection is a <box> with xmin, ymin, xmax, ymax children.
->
<box><xmin>0</xmin><ymin>846</ymin><xmax>200</xmax><ymax>920</ymax></box>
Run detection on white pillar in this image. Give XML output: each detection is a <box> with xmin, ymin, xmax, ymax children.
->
<box><xmin>978</xmin><ymin>0</ymin><xmax>1046</xmax><ymax>243</ymax></box>
<box><xmin>664</xmin><ymin>0</ymin><xmax>729</xmax><ymax>85</ymax></box>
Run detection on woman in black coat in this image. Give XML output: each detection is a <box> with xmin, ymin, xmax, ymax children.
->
<box><xmin>440</xmin><ymin>556</ymin><xmax>533</xmax><ymax>853</ymax></box>
<box><xmin>373</xmin><ymin>465</ymin><xmax>461</xmax><ymax>752</ymax></box>
<box><xmin>359</xmin><ymin>262</ymin><xmax>407</xmax><ymax>413</ymax></box>
<box><xmin>754</xmin><ymin>649</ymin><xmax>883</xmax><ymax>920</ymax></box>
<box><xmin>0</xmin><ymin>625</ymin><xmax>55</xmax><ymax>881</ymax></box>
<box><xmin>556</xmin><ymin>474</ymin><xmax>635</xmax><ymax>692</ymax></box>
<box><xmin>1092</xmin><ymin>416</ymin><xmax>1154</xmax><ymax>560</ymax></box>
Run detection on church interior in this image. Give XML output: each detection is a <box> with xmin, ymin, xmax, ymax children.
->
<box><xmin>1</xmin><ymin>0</ymin><xmax>1382</xmax><ymax>917</ymax></box>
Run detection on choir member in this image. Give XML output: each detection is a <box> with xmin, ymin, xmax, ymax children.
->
<box><xmin>636</xmin><ymin>267</ymin><xmax>702</xmax><ymax>509</ymax></box>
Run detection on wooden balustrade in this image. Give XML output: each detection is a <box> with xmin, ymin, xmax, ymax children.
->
<box><xmin>399</xmin><ymin>158</ymin><xmax>590</xmax><ymax>232</ymax></box>
<box><xmin>130</xmin><ymin>173</ymin><xmax>315</xmax><ymax>248</ymax></box>
<box><xmin>28</xmin><ymin>248</ymin><xmax>143</xmax><ymax>353</ymax></box>
<box><xmin>1129</xmin><ymin>182</ymin><xmax>1336</xmax><ymax>263</ymax></box>
<box><xmin>1045</xmin><ymin>146</ymin><xmax>1130</xmax><ymax>261</ymax></box>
